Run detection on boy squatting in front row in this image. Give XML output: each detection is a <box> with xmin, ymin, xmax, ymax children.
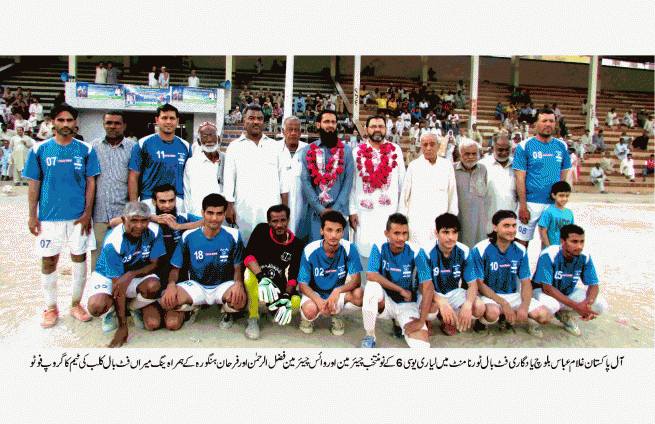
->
<box><xmin>84</xmin><ymin>193</ymin><xmax>607</xmax><ymax>347</ymax></box>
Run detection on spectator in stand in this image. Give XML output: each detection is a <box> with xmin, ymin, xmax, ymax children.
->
<box><xmin>411</xmin><ymin>108</ymin><xmax>422</xmax><ymax>125</ymax></box>
<box><xmin>642</xmin><ymin>154</ymin><xmax>654</xmax><ymax>182</ymax></box>
<box><xmin>262</xmin><ymin>103</ymin><xmax>273</xmax><ymax>124</ymax></box>
<box><xmin>621</xmin><ymin>109</ymin><xmax>635</xmax><ymax>129</ymax></box>
<box><xmin>631</xmin><ymin>130</ymin><xmax>650</xmax><ymax>151</ymax></box>
<box><xmin>343</xmin><ymin>113</ymin><xmax>355</xmax><ymax>134</ymax></box>
<box><xmin>447</xmin><ymin>111</ymin><xmax>460</xmax><ymax>136</ymax></box>
<box><xmin>454</xmin><ymin>90</ymin><xmax>466</xmax><ymax>109</ymax></box>
<box><xmin>400</xmin><ymin>109</ymin><xmax>412</xmax><ymax>131</ymax></box>
<box><xmin>409</xmin><ymin>123</ymin><xmax>420</xmax><ymax>142</ymax></box>
<box><xmin>148</xmin><ymin>66</ymin><xmax>158</xmax><ymax>87</ymax></box>
<box><xmin>469</xmin><ymin>123</ymin><xmax>483</xmax><ymax>146</ymax></box>
<box><xmin>305</xmin><ymin>106</ymin><xmax>316</xmax><ymax>133</ymax></box>
<box><xmin>36</xmin><ymin>115</ymin><xmax>54</xmax><ymax>140</ymax></box>
<box><xmin>592</xmin><ymin>129</ymin><xmax>606</xmax><ymax>153</ymax></box>
<box><xmin>53</xmin><ymin>91</ymin><xmax>65</xmax><ymax>108</ymax></box>
<box><xmin>95</xmin><ymin>61</ymin><xmax>107</xmax><ymax>84</ymax></box>
<box><xmin>606</xmin><ymin>108</ymin><xmax>619</xmax><ymax>128</ymax></box>
<box><xmin>418</xmin><ymin>98</ymin><xmax>429</xmax><ymax>117</ymax></box>
<box><xmin>387</xmin><ymin>96</ymin><xmax>398</xmax><ymax>116</ymax></box>
<box><xmin>376</xmin><ymin>92</ymin><xmax>389</xmax><ymax>114</ymax></box>
<box><xmin>493</xmin><ymin>122</ymin><xmax>508</xmax><ymax>138</ymax></box>
<box><xmin>294</xmin><ymin>93</ymin><xmax>306</xmax><ymax>115</ymax></box>
<box><xmin>614</xmin><ymin>136</ymin><xmax>630</xmax><ymax>161</ymax></box>
<box><xmin>444</xmin><ymin>91</ymin><xmax>454</xmax><ymax>103</ymax></box>
<box><xmin>589</xmin><ymin>163</ymin><xmax>607</xmax><ymax>193</ymax></box>
<box><xmin>158</xmin><ymin>66</ymin><xmax>170</xmax><ymax>88</ymax></box>
<box><xmin>552</xmin><ymin>103</ymin><xmax>563</xmax><ymax>122</ymax></box>
<box><xmin>29</xmin><ymin>97</ymin><xmax>44</xmax><ymax>128</ymax></box>
<box><xmin>494</xmin><ymin>102</ymin><xmax>505</xmax><ymax>122</ymax></box>
<box><xmin>565</xmin><ymin>148</ymin><xmax>579</xmax><ymax>190</ymax></box>
<box><xmin>106</xmin><ymin>62</ymin><xmax>120</xmax><ymax>85</ymax></box>
<box><xmin>600</xmin><ymin>151</ymin><xmax>614</xmax><ymax>175</ymax></box>
<box><xmin>580</xmin><ymin>99</ymin><xmax>589</xmax><ymax>116</ymax></box>
<box><xmin>644</xmin><ymin>115</ymin><xmax>654</xmax><ymax>137</ymax></box>
<box><xmin>12</xmin><ymin>111</ymin><xmax>28</xmax><ymax>130</ymax></box>
<box><xmin>579</xmin><ymin>129</ymin><xmax>593</xmax><ymax>156</ymax></box>
<box><xmin>255</xmin><ymin>57</ymin><xmax>264</xmax><ymax>74</ymax></box>
<box><xmin>188</xmin><ymin>69</ymin><xmax>200</xmax><ymax>87</ymax></box>
<box><xmin>620</xmin><ymin>153</ymin><xmax>636</xmax><ymax>182</ymax></box>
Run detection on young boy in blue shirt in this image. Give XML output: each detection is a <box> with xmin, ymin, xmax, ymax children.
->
<box><xmin>538</xmin><ymin>181</ymin><xmax>574</xmax><ymax>249</ymax></box>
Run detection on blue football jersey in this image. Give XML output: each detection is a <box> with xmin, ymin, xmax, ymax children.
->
<box><xmin>533</xmin><ymin>245</ymin><xmax>598</xmax><ymax>296</ymax></box>
<box><xmin>427</xmin><ymin>242</ymin><xmax>477</xmax><ymax>295</ymax></box>
<box><xmin>128</xmin><ymin>133</ymin><xmax>191</xmax><ymax>199</ymax></box>
<box><xmin>171</xmin><ymin>226</ymin><xmax>244</xmax><ymax>287</ymax></box>
<box><xmin>470</xmin><ymin>239</ymin><xmax>530</xmax><ymax>294</ymax></box>
<box><xmin>367</xmin><ymin>241</ymin><xmax>431</xmax><ymax>304</ymax></box>
<box><xmin>95</xmin><ymin>223</ymin><xmax>166</xmax><ymax>278</ymax></box>
<box><xmin>512</xmin><ymin>137</ymin><xmax>571</xmax><ymax>204</ymax></box>
<box><xmin>23</xmin><ymin>138</ymin><xmax>101</xmax><ymax>221</ymax></box>
<box><xmin>297</xmin><ymin>239</ymin><xmax>363</xmax><ymax>300</ymax></box>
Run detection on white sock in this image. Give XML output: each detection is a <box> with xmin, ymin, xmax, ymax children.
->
<box><xmin>101</xmin><ymin>305</ymin><xmax>115</xmax><ymax>319</ymax></box>
<box><xmin>362</xmin><ymin>284</ymin><xmax>382</xmax><ymax>335</ymax></box>
<box><xmin>71</xmin><ymin>261</ymin><xmax>87</xmax><ymax>304</ymax></box>
<box><xmin>129</xmin><ymin>293</ymin><xmax>156</xmax><ymax>310</ymax></box>
<box><xmin>41</xmin><ymin>272</ymin><xmax>57</xmax><ymax>308</ymax></box>
<box><xmin>479</xmin><ymin>316</ymin><xmax>497</xmax><ymax>325</ymax></box>
<box><xmin>405</xmin><ymin>337</ymin><xmax>431</xmax><ymax>348</ymax></box>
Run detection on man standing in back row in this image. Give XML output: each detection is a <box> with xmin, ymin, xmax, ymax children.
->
<box><xmin>513</xmin><ymin>109</ymin><xmax>570</xmax><ymax>248</ymax></box>
<box><xmin>223</xmin><ymin>105</ymin><xmax>291</xmax><ymax>246</ymax></box>
<box><xmin>128</xmin><ymin>104</ymin><xmax>191</xmax><ymax>215</ymax></box>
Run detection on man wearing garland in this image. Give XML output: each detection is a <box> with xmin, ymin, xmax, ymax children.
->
<box><xmin>349</xmin><ymin>115</ymin><xmax>406</xmax><ymax>280</ymax></box>
<box><xmin>298</xmin><ymin>109</ymin><xmax>355</xmax><ymax>243</ymax></box>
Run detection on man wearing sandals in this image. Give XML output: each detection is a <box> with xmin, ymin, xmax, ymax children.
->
<box><xmin>425</xmin><ymin>213</ymin><xmax>486</xmax><ymax>336</ymax></box>
<box><xmin>24</xmin><ymin>103</ymin><xmax>101</xmax><ymax>328</ymax></box>
<box><xmin>160</xmin><ymin>194</ymin><xmax>247</xmax><ymax>332</ymax></box>
<box><xmin>532</xmin><ymin>224</ymin><xmax>609</xmax><ymax>336</ymax></box>
<box><xmin>86</xmin><ymin>201</ymin><xmax>166</xmax><ymax>348</ymax></box>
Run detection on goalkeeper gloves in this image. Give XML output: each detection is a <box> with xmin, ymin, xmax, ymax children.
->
<box><xmin>269</xmin><ymin>293</ymin><xmax>292</xmax><ymax>326</ymax></box>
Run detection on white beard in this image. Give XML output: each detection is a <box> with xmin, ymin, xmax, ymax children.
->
<box><xmin>201</xmin><ymin>144</ymin><xmax>219</xmax><ymax>153</ymax></box>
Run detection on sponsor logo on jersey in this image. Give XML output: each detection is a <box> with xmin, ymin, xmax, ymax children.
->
<box><xmin>281</xmin><ymin>252</ymin><xmax>292</xmax><ymax>262</ymax></box>
<box><xmin>337</xmin><ymin>265</ymin><xmax>346</xmax><ymax>278</ymax></box>
<box><xmin>177</xmin><ymin>152</ymin><xmax>186</xmax><ymax>164</ymax></box>
<box><xmin>510</xmin><ymin>260</ymin><xmax>518</xmax><ymax>274</ymax></box>
<box><xmin>452</xmin><ymin>264</ymin><xmax>461</xmax><ymax>279</ymax></box>
<box><xmin>402</xmin><ymin>264</ymin><xmax>412</xmax><ymax>277</ymax></box>
<box><xmin>73</xmin><ymin>155</ymin><xmax>83</xmax><ymax>170</ymax></box>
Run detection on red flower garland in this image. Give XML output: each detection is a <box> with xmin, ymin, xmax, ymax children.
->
<box><xmin>356</xmin><ymin>142</ymin><xmax>398</xmax><ymax>190</ymax></box>
<box><xmin>306</xmin><ymin>140</ymin><xmax>345</xmax><ymax>187</ymax></box>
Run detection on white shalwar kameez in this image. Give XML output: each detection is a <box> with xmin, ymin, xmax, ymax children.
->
<box><xmin>223</xmin><ymin>133</ymin><xmax>291</xmax><ymax>245</ymax></box>
<box><xmin>399</xmin><ymin>155</ymin><xmax>458</xmax><ymax>252</ymax></box>
<box><xmin>349</xmin><ymin>140</ymin><xmax>406</xmax><ymax>259</ymax></box>
<box><xmin>285</xmin><ymin>140</ymin><xmax>308</xmax><ymax>235</ymax></box>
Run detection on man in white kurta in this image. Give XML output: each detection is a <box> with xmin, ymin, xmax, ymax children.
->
<box><xmin>399</xmin><ymin>133</ymin><xmax>458</xmax><ymax>252</ymax></box>
<box><xmin>281</xmin><ymin>116</ymin><xmax>308</xmax><ymax>235</ymax></box>
<box><xmin>183</xmin><ymin>123</ymin><xmax>224</xmax><ymax>216</ymax></box>
<box><xmin>479</xmin><ymin>135</ymin><xmax>517</xmax><ymax>217</ymax></box>
<box><xmin>349</xmin><ymin>115</ymin><xmax>406</xmax><ymax>275</ymax></box>
<box><xmin>223</xmin><ymin>105</ymin><xmax>291</xmax><ymax>245</ymax></box>
<box><xmin>620</xmin><ymin>154</ymin><xmax>636</xmax><ymax>181</ymax></box>
<box><xmin>10</xmin><ymin>125</ymin><xmax>34</xmax><ymax>185</ymax></box>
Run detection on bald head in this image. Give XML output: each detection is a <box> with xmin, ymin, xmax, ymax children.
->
<box><xmin>493</xmin><ymin>136</ymin><xmax>511</xmax><ymax>163</ymax></box>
